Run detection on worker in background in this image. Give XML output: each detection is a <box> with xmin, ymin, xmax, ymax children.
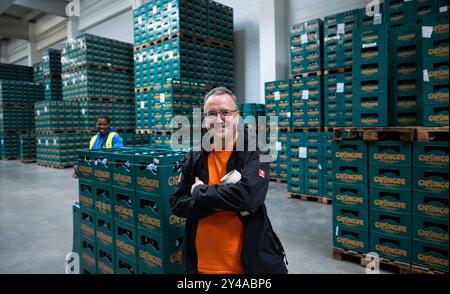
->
<box><xmin>170</xmin><ymin>87</ymin><xmax>288</xmax><ymax>274</ymax></box>
<box><xmin>72</xmin><ymin>115</ymin><xmax>124</xmax><ymax>178</ymax></box>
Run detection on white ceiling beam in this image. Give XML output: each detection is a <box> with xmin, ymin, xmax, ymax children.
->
<box><xmin>14</xmin><ymin>0</ymin><xmax>68</xmax><ymax>17</ymax></box>
<box><xmin>0</xmin><ymin>15</ymin><xmax>29</xmax><ymax>40</ymax></box>
<box><xmin>23</xmin><ymin>10</ymin><xmax>43</xmax><ymax>22</ymax></box>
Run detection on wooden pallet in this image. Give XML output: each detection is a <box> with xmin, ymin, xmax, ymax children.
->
<box><xmin>332</xmin><ymin>247</ymin><xmax>412</xmax><ymax>274</ymax></box>
<box><xmin>37</xmin><ymin>163</ymin><xmax>73</xmax><ymax>169</ymax></box>
<box><xmin>410</xmin><ymin>264</ymin><xmax>447</xmax><ymax>274</ymax></box>
<box><xmin>136</xmin><ymin>129</ymin><xmax>177</xmax><ymax>135</ymax></box>
<box><xmin>288</xmin><ymin>193</ymin><xmax>332</xmax><ymax>204</ymax></box>
<box><xmin>324</xmin><ymin>67</ymin><xmax>352</xmax><ymax>75</ymax></box>
<box><xmin>134</xmin><ymin>32</ymin><xmax>181</xmax><ymax>51</ymax></box>
<box><xmin>270</xmin><ymin>178</ymin><xmax>288</xmax><ymax>183</ymax></box>
<box><xmin>62</xmin><ymin>63</ymin><xmax>132</xmax><ymax>74</ymax></box>
<box><xmin>332</xmin><ymin>126</ymin><xmax>449</xmax><ymax>142</ymax></box>
<box><xmin>1</xmin><ymin>157</ymin><xmax>18</xmax><ymax>161</ymax></box>
<box><xmin>292</xmin><ymin>71</ymin><xmax>322</xmax><ymax>78</ymax></box>
<box><xmin>20</xmin><ymin>159</ymin><xmax>36</xmax><ymax>164</ymax></box>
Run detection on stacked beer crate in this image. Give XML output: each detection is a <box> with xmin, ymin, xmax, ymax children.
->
<box><xmin>35</xmin><ymin>34</ymin><xmax>139</xmax><ymax>168</ymax></box>
<box><xmin>34</xmin><ymin>48</ymin><xmax>63</xmax><ymax>100</ymax></box>
<box><xmin>133</xmin><ymin>0</ymin><xmax>234</xmax><ymax>146</ymax></box>
<box><xmin>0</xmin><ymin>64</ymin><xmax>43</xmax><ymax>161</ymax></box>
<box><xmin>74</xmin><ymin>146</ymin><xmax>186</xmax><ymax>274</ymax></box>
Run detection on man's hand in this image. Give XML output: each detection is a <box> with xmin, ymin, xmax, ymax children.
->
<box><xmin>72</xmin><ymin>166</ymin><xmax>79</xmax><ymax>179</ymax></box>
<box><xmin>190</xmin><ymin>177</ymin><xmax>205</xmax><ymax>194</ymax></box>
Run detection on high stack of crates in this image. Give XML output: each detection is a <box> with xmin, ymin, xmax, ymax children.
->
<box><xmin>385</xmin><ymin>0</ymin><xmax>448</xmax><ymax>29</ymax></box>
<box><xmin>0</xmin><ymin>78</ymin><xmax>43</xmax><ymax>160</ymax></box>
<box><xmin>74</xmin><ymin>146</ymin><xmax>186</xmax><ymax>274</ymax></box>
<box><xmin>0</xmin><ymin>63</ymin><xmax>34</xmax><ymax>82</ymax></box>
<box><xmin>291</xmin><ymin>76</ymin><xmax>323</xmax><ymax>128</ymax></box>
<box><xmin>19</xmin><ymin>133</ymin><xmax>36</xmax><ymax>162</ymax></box>
<box><xmin>290</xmin><ymin>19</ymin><xmax>324</xmax><ymax>76</ymax></box>
<box><xmin>332</xmin><ymin>138</ymin><xmax>370</xmax><ymax>253</ymax></box>
<box><xmin>412</xmin><ymin>139</ymin><xmax>449</xmax><ymax>272</ymax></box>
<box><xmin>420</xmin><ymin>17</ymin><xmax>449</xmax><ymax>126</ymax></box>
<box><xmin>61</xmin><ymin>34</ymin><xmax>134</xmax><ymax>100</ymax></box>
<box><xmin>34</xmin><ymin>49</ymin><xmax>63</xmax><ymax>100</ymax></box>
<box><xmin>324</xmin><ymin>70</ymin><xmax>353</xmax><ymax>127</ymax></box>
<box><xmin>324</xmin><ymin>9</ymin><xmax>358</xmax><ymax>70</ymax></box>
<box><xmin>352</xmin><ymin>9</ymin><xmax>389</xmax><ymax>127</ymax></box>
<box><xmin>389</xmin><ymin>25</ymin><xmax>422</xmax><ymax>126</ymax></box>
<box><xmin>287</xmin><ymin>132</ymin><xmax>333</xmax><ymax>198</ymax></box>
<box><xmin>133</xmin><ymin>0</ymin><xmax>234</xmax><ymax>138</ymax></box>
<box><xmin>265</xmin><ymin>80</ymin><xmax>291</xmax><ymax>130</ymax></box>
<box><xmin>368</xmin><ymin>140</ymin><xmax>413</xmax><ymax>264</ymax></box>
<box><xmin>133</xmin><ymin>0</ymin><xmax>233</xmax><ymax>88</ymax></box>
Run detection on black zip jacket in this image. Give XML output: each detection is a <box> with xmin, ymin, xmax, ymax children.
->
<box><xmin>170</xmin><ymin>128</ymin><xmax>288</xmax><ymax>274</ymax></box>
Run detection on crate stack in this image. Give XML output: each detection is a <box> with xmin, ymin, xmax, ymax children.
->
<box><xmin>74</xmin><ymin>146</ymin><xmax>186</xmax><ymax>274</ymax></box>
<box><xmin>0</xmin><ymin>73</ymin><xmax>43</xmax><ymax>160</ymax></box>
<box><xmin>420</xmin><ymin>18</ymin><xmax>449</xmax><ymax>126</ymax></box>
<box><xmin>385</xmin><ymin>0</ymin><xmax>448</xmax><ymax>29</ymax></box>
<box><xmin>19</xmin><ymin>133</ymin><xmax>37</xmax><ymax>162</ymax></box>
<box><xmin>352</xmin><ymin>10</ymin><xmax>389</xmax><ymax>127</ymax></box>
<box><xmin>324</xmin><ymin>70</ymin><xmax>353</xmax><ymax>127</ymax></box>
<box><xmin>34</xmin><ymin>49</ymin><xmax>63</xmax><ymax>100</ymax></box>
<box><xmin>324</xmin><ymin>9</ymin><xmax>358</xmax><ymax>70</ymax></box>
<box><xmin>133</xmin><ymin>0</ymin><xmax>234</xmax><ymax>142</ymax></box>
<box><xmin>368</xmin><ymin>141</ymin><xmax>414</xmax><ymax>265</ymax></box>
<box><xmin>291</xmin><ymin>76</ymin><xmax>323</xmax><ymax>128</ymax></box>
<box><xmin>412</xmin><ymin>139</ymin><xmax>449</xmax><ymax>273</ymax></box>
<box><xmin>34</xmin><ymin>34</ymin><xmax>137</xmax><ymax>168</ymax></box>
<box><xmin>332</xmin><ymin>138</ymin><xmax>370</xmax><ymax>254</ymax></box>
<box><xmin>287</xmin><ymin>132</ymin><xmax>333</xmax><ymax>200</ymax></box>
<box><xmin>389</xmin><ymin>25</ymin><xmax>422</xmax><ymax>126</ymax></box>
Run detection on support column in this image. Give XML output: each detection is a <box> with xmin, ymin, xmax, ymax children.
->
<box><xmin>67</xmin><ymin>16</ymin><xmax>80</xmax><ymax>40</ymax></box>
<box><xmin>0</xmin><ymin>42</ymin><xmax>8</xmax><ymax>63</ymax></box>
<box><xmin>27</xmin><ymin>23</ymin><xmax>40</xmax><ymax>66</ymax></box>
<box><xmin>259</xmin><ymin>0</ymin><xmax>288</xmax><ymax>102</ymax></box>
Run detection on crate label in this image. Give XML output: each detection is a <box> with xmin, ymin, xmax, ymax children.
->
<box><xmin>301</xmin><ymin>34</ymin><xmax>308</xmax><ymax>44</ymax></box>
<box><xmin>168</xmin><ymin>51</ymin><xmax>174</xmax><ymax>59</ymax></box>
<box><xmin>373</xmin><ymin>13</ymin><xmax>382</xmax><ymax>25</ymax></box>
<box><xmin>153</xmin><ymin>6</ymin><xmax>157</xmax><ymax>14</ymax></box>
<box><xmin>337</xmin><ymin>83</ymin><xmax>344</xmax><ymax>93</ymax></box>
<box><xmin>153</xmin><ymin>54</ymin><xmax>158</xmax><ymax>62</ymax></box>
<box><xmin>168</xmin><ymin>3</ymin><xmax>173</xmax><ymax>11</ymax></box>
<box><xmin>299</xmin><ymin>147</ymin><xmax>307</xmax><ymax>158</ymax></box>
<box><xmin>53</xmin><ymin>139</ymin><xmax>57</xmax><ymax>145</ymax></box>
<box><xmin>160</xmin><ymin>93</ymin><xmax>165</xmax><ymax>103</ymax></box>
<box><xmin>38</xmin><ymin>139</ymin><xmax>41</xmax><ymax>144</ymax></box>
<box><xmin>337</xmin><ymin>23</ymin><xmax>345</xmax><ymax>34</ymax></box>
<box><xmin>362</xmin><ymin>42</ymin><xmax>377</xmax><ymax>48</ymax></box>
<box><xmin>153</xmin><ymin>158</ymin><xmax>160</xmax><ymax>164</ymax></box>
<box><xmin>44</xmin><ymin>106</ymin><xmax>48</xmax><ymax>112</ymax></box>
<box><xmin>335</xmin><ymin>226</ymin><xmax>339</xmax><ymax>236</ymax></box>
<box><xmin>423</xmin><ymin>70</ymin><xmax>430</xmax><ymax>82</ymax></box>
<box><xmin>274</xmin><ymin>91</ymin><xmax>280</xmax><ymax>101</ymax></box>
<box><xmin>276</xmin><ymin>142</ymin><xmax>282</xmax><ymax>151</ymax></box>
<box><xmin>440</xmin><ymin>6</ymin><xmax>448</xmax><ymax>13</ymax></box>
<box><xmin>287</xmin><ymin>112</ymin><xmax>291</xmax><ymax>118</ymax></box>
<box><xmin>140</xmin><ymin>101</ymin><xmax>145</xmax><ymax>109</ymax></box>
<box><xmin>45</xmin><ymin>140</ymin><xmax>49</xmax><ymax>146</ymax></box>
<box><xmin>82</xmin><ymin>109</ymin><xmax>86</xmax><ymax>115</ymax></box>
<box><xmin>302</xmin><ymin>90</ymin><xmax>309</xmax><ymax>100</ymax></box>
<box><xmin>138</xmin><ymin>54</ymin><xmax>143</xmax><ymax>62</ymax></box>
<box><xmin>422</xmin><ymin>26</ymin><xmax>433</xmax><ymax>38</ymax></box>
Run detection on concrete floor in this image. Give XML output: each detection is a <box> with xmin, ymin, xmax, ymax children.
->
<box><xmin>1</xmin><ymin>160</ymin><xmax>375</xmax><ymax>274</ymax></box>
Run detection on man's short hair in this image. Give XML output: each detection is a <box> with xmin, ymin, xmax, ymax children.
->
<box><xmin>97</xmin><ymin>115</ymin><xmax>111</xmax><ymax>124</ymax></box>
<box><xmin>204</xmin><ymin>87</ymin><xmax>238</xmax><ymax>109</ymax></box>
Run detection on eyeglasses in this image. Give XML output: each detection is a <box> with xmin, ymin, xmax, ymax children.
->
<box><xmin>204</xmin><ymin>109</ymin><xmax>238</xmax><ymax>120</ymax></box>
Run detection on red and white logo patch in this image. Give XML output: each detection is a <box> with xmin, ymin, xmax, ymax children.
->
<box><xmin>258</xmin><ymin>169</ymin><xmax>266</xmax><ymax>178</ymax></box>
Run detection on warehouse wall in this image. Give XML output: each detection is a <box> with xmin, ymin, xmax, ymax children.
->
<box><xmin>83</xmin><ymin>9</ymin><xmax>133</xmax><ymax>44</ymax></box>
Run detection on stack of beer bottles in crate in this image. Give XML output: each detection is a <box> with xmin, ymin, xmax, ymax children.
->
<box><xmin>34</xmin><ymin>48</ymin><xmax>63</xmax><ymax>100</ymax></box>
<box><xmin>287</xmin><ymin>132</ymin><xmax>333</xmax><ymax>199</ymax></box>
<box><xmin>74</xmin><ymin>146</ymin><xmax>186</xmax><ymax>274</ymax></box>
<box><xmin>133</xmin><ymin>0</ymin><xmax>234</xmax><ymax>147</ymax></box>
<box><xmin>323</xmin><ymin>9</ymin><xmax>358</xmax><ymax>127</ymax></box>
<box><xmin>0</xmin><ymin>63</ymin><xmax>43</xmax><ymax>161</ymax></box>
<box><xmin>35</xmin><ymin>34</ymin><xmax>141</xmax><ymax>168</ymax></box>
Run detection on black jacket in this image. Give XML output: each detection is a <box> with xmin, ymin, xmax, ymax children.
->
<box><xmin>170</xmin><ymin>129</ymin><xmax>288</xmax><ymax>274</ymax></box>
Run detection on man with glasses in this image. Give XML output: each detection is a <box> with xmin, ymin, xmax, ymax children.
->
<box><xmin>170</xmin><ymin>87</ymin><xmax>288</xmax><ymax>274</ymax></box>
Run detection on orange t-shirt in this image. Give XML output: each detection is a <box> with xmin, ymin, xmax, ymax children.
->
<box><xmin>195</xmin><ymin>150</ymin><xmax>244</xmax><ymax>274</ymax></box>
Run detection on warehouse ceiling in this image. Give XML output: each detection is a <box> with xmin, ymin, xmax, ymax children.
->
<box><xmin>0</xmin><ymin>0</ymin><xmax>69</xmax><ymax>42</ymax></box>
